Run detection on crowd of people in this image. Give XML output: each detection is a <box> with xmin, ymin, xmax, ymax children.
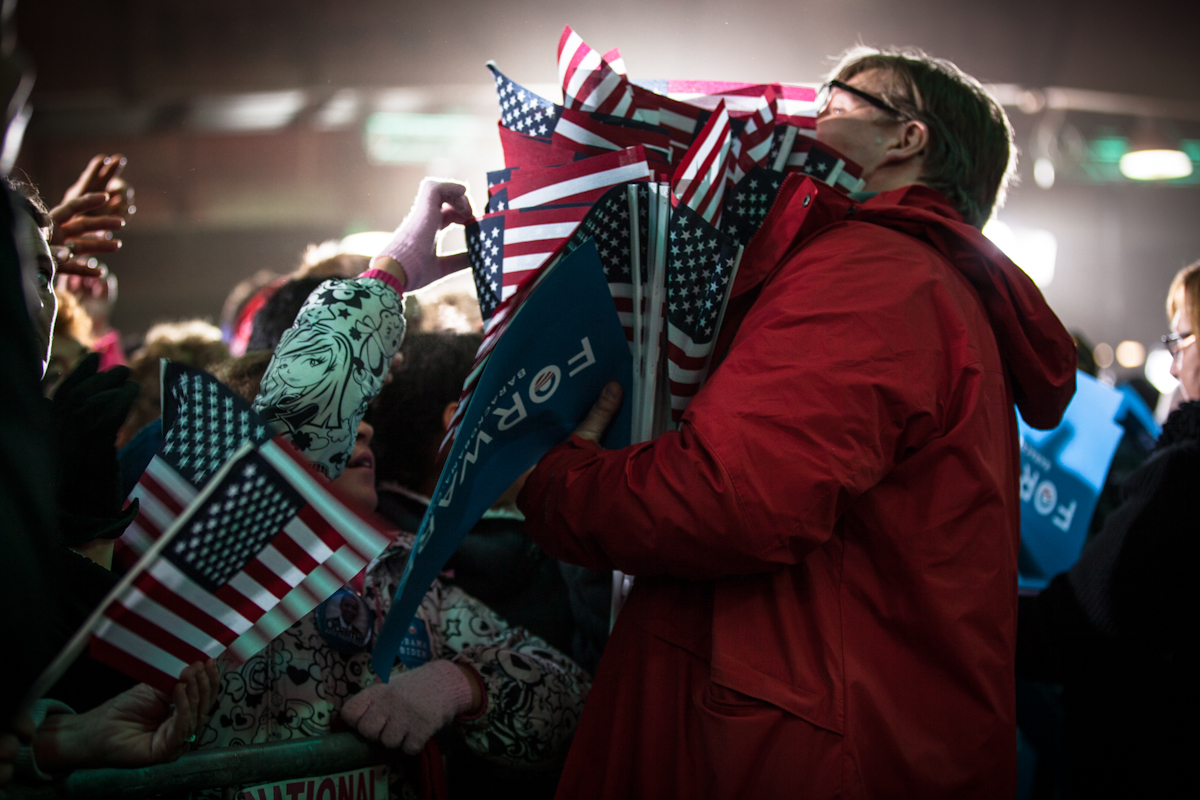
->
<box><xmin>1</xmin><ymin>32</ymin><xmax>1196</xmax><ymax>800</ymax></box>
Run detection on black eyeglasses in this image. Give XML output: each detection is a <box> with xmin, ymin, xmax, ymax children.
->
<box><xmin>817</xmin><ymin>80</ymin><xmax>909</xmax><ymax>120</ymax></box>
<box><xmin>1162</xmin><ymin>331</ymin><xmax>1196</xmax><ymax>357</ymax></box>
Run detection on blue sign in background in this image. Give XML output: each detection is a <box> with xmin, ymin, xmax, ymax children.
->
<box><xmin>373</xmin><ymin>240</ymin><xmax>633</xmax><ymax>678</ymax></box>
<box><xmin>1017</xmin><ymin>371</ymin><xmax>1126</xmax><ymax>590</ymax></box>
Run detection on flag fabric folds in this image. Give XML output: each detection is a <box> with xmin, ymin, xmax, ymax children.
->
<box><xmin>100</xmin><ymin>363</ymin><xmax>397</xmax><ymax>692</ymax></box>
<box><xmin>114</xmin><ymin>362</ymin><xmax>275</xmax><ymax>570</ymax></box>
<box><xmin>93</xmin><ymin>433</ymin><xmax>394</xmax><ymax>692</ymax></box>
<box><xmin>466</xmin><ymin>204</ymin><xmax>592</xmax><ymax>317</ymax></box>
<box><xmin>671</xmin><ymin>101</ymin><xmax>734</xmax><ymax>226</ymax></box>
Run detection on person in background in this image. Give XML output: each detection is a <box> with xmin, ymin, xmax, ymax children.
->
<box><xmin>115</xmin><ymin>319</ymin><xmax>229</xmax><ymax>448</ymax></box>
<box><xmin>372</xmin><ymin>330</ymin><xmax>610</xmax><ymax>677</ymax></box>
<box><xmin>220</xmin><ymin>267</ymin><xmax>282</xmax><ymax>355</ymax></box>
<box><xmin>222</xmin><ymin>241</ymin><xmax>368</xmax><ymax>357</ymax></box>
<box><xmin>1016</xmin><ymin>259</ymin><xmax>1200</xmax><ymax>797</ymax></box>
<box><xmin>245</xmin><ymin>275</ymin><xmax>328</xmax><ymax>352</ymax></box>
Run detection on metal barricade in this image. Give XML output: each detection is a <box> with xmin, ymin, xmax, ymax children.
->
<box><xmin>2</xmin><ymin>733</ymin><xmax>394</xmax><ymax>800</ymax></box>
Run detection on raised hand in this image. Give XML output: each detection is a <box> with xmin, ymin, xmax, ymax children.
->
<box><xmin>371</xmin><ymin>179</ymin><xmax>475</xmax><ymax>293</ymax></box>
<box><xmin>50</xmin><ymin>154</ymin><xmax>132</xmax><ymax>276</ymax></box>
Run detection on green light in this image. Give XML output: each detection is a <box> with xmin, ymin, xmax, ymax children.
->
<box><xmin>1089</xmin><ymin>136</ymin><xmax>1128</xmax><ymax>164</ymax></box>
<box><xmin>1181</xmin><ymin>140</ymin><xmax>1200</xmax><ymax>162</ymax></box>
<box><xmin>364</xmin><ymin>112</ymin><xmax>487</xmax><ymax>164</ymax></box>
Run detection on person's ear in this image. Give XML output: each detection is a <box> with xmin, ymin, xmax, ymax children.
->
<box><xmin>441</xmin><ymin>401</ymin><xmax>459</xmax><ymax>432</ymax></box>
<box><xmin>880</xmin><ymin>119</ymin><xmax>928</xmax><ymax>167</ymax></box>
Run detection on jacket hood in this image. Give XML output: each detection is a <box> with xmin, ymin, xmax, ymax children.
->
<box><xmin>739</xmin><ymin>178</ymin><xmax>1076</xmax><ymax>430</ymax></box>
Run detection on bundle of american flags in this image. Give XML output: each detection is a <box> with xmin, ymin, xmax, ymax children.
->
<box><xmin>459</xmin><ymin>25</ymin><xmax>867</xmax><ymax>442</ymax></box>
<box><xmin>28</xmin><ymin>363</ymin><xmax>396</xmax><ymax>698</ymax></box>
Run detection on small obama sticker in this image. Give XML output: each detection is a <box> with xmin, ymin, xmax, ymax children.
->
<box><xmin>316</xmin><ymin>587</ymin><xmax>375</xmax><ymax>653</ymax></box>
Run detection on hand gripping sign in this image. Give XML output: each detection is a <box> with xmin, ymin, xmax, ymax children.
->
<box><xmin>372</xmin><ymin>240</ymin><xmax>633</xmax><ymax>679</ymax></box>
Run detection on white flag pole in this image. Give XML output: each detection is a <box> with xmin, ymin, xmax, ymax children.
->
<box><xmin>771</xmin><ymin>126</ymin><xmax>798</xmax><ymax>172</ymax></box>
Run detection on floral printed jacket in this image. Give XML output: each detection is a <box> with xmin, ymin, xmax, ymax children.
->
<box><xmin>197</xmin><ymin>531</ymin><xmax>591</xmax><ymax>768</ymax></box>
<box><xmin>253</xmin><ymin>274</ymin><xmax>405</xmax><ymax>478</ymax></box>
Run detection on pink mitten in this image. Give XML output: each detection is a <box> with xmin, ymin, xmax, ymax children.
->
<box><xmin>375</xmin><ymin>179</ymin><xmax>474</xmax><ymax>292</ymax></box>
<box><xmin>340</xmin><ymin>660</ymin><xmax>475</xmax><ymax>754</ymax></box>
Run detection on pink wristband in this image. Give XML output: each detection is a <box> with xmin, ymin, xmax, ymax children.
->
<box><xmin>359</xmin><ymin>268</ymin><xmax>406</xmax><ymax>297</ymax></box>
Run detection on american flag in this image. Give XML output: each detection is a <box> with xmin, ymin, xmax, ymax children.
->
<box><xmin>603</xmin><ymin>46</ymin><xmax>626</xmax><ymax>76</ymax></box>
<box><xmin>628</xmin><ymin>83</ymin><xmax>710</xmax><ymax>160</ymax></box>
<box><xmin>783</xmin><ymin>135</ymin><xmax>867</xmax><ymax>193</ymax></box>
<box><xmin>729</xmin><ymin>87</ymin><xmax>778</xmax><ymax>186</ymax></box>
<box><xmin>557</xmin><ymin>26</ymin><xmax>636</xmax><ymax>117</ymax></box>
<box><xmin>488</xmin><ymin>61</ymin><xmax>671</xmax><ymax>170</ymax></box>
<box><xmin>498</xmin><ymin>125</ymin><xmax>581</xmax><ymax>170</ymax></box>
<box><xmin>554</xmin><ymin>183</ymin><xmax>650</xmax><ymax>343</ymax></box>
<box><xmin>446</xmin><ymin>183</ymin><xmax>650</xmax><ymax>444</ymax></box>
<box><xmin>721</xmin><ymin>166</ymin><xmax>786</xmax><ymax>245</ymax></box>
<box><xmin>665</xmin><ymin>202</ymin><xmax>741</xmax><ymax>422</ymax></box>
<box><xmin>671</xmin><ymin>100</ymin><xmax>733</xmax><ymax>225</ymax></box>
<box><xmin>554</xmin><ymin>107</ymin><xmax>672</xmax><ymax>169</ymax></box>
<box><xmin>635</xmin><ymin>79</ymin><xmax>820</xmax><ymax>130</ymax></box>
<box><xmin>500</xmin><ymin>147</ymin><xmax>652</xmax><ymax>210</ymax></box>
<box><xmin>115</xmin><ymin>362</ymin><xmax>274</xmax><ymax>571</ymax></box>
<box><xmin>489</xmin><ymin>62</ymin><xmax>561</xmax><ymax>140</ymax></box>
<box><xmin>91</xmin><ymin>434</ymin><xmax>394</xmax><ymax>693</ymax></box>
<box><xmin>465</xmin><ymin>204</ymin><xmax>592</xmax><ymax>318</ymax></box>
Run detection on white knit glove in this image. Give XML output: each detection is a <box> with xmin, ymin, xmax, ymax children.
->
<box><xmin>375</xmin><ymin>179</ymin><xmax>474</xmax><ymax>292</ymax></box>
<box><xmin>340</xmin><ymin>660</ymin><xmax>476</xmax><ymax>754</ymax></box>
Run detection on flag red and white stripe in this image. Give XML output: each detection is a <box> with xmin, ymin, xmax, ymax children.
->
<box><xmin>553</xmin><ymin>108</ymin><xmax>672</xmax><ymax>169</ymax></box>
<box><xmin>671</xmin><ymin>100</ymin><xmax>733</xmax><ymax>225</ymax></box>
<box><xmin>503</xmin><ymin>147</ymin><xmax>652</xmax><ymax>210</ymax></box>
<box><xmin>729</xmin><ymin>87</ymin><xmax>778</xmax><ymax>185</ymax></box>
<box><xmin>557</xmin><ymin>26</ymin><xmax>636</xmax><ymax>117</ymax></box>
<box><xmin>468</xmin><ymin>204</ymin><xmax>592</xmax><ymax>304</ymax></box>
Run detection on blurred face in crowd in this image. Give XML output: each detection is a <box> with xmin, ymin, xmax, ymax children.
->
<box><xmin>333</xmin><ymin>421</ymin><xmax>377</xmax><ymax>514</ymax></box>
<box><xmin>15</xmin><ymin>208</ymin><xmax>57</xmax><ymax>376</ymax></box>
<box><xmin>1169</xmin><ymin>302</ymin><xmax>1200</xmax><ymax>400</ymax></box>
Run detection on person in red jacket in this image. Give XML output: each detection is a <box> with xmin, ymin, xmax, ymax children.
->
<box><xmin>517</xmin><ymin>47</ymin><xmax>1078</xmax><ymax>799</ymax></box>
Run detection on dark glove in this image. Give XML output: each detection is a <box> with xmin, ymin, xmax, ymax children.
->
<box><xmin>49</xmin><ymin>352</ymin><xmax>140</xmax><ymax>545</ymax></box>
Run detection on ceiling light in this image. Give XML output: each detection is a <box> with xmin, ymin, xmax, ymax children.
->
<box><xmin>1114</xmin><ymin>340</ymin><xmax>1146</xmax><ymax>368</ymax></box>
<box><xmin>1119</xmin><ymin>118</ymin><xmax>1193</xmax><ymax>181</ymax></box>
<box><xmin>1033</xmin><ymin>157</ymin><xmax>1055</xmax><ymax>189</ymax></box>
<box><xmin>1119</xmin><ymin>149</ymin><xmax>1193</xmax><ymax>180</ymax></box>
<box><xmin>1092</xmin><ymin>342</ymin><xmax>1114</xmax><ymax>369</ymax></box>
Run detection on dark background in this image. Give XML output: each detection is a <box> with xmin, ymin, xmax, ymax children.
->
<box><xmin>13</xmin><ymin>0</ymin><xmax>1200</xmax><ymax>381</ymax></box>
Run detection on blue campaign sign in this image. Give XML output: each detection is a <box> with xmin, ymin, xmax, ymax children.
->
<box><xmin>372</xmin><ymin>240</ymin><xmax>633</xmax><ymax>678</ymax></box>
<box><xmin>1017</xmin><ymin>371</ymin><xmax>1125</xmax><ymax>590</ymax></box>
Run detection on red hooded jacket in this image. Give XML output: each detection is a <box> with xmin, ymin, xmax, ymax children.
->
<box><xmin>519</xmin><ymin>177</ymin><xmax>1076</xmax><ymax>799</ymax></box>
